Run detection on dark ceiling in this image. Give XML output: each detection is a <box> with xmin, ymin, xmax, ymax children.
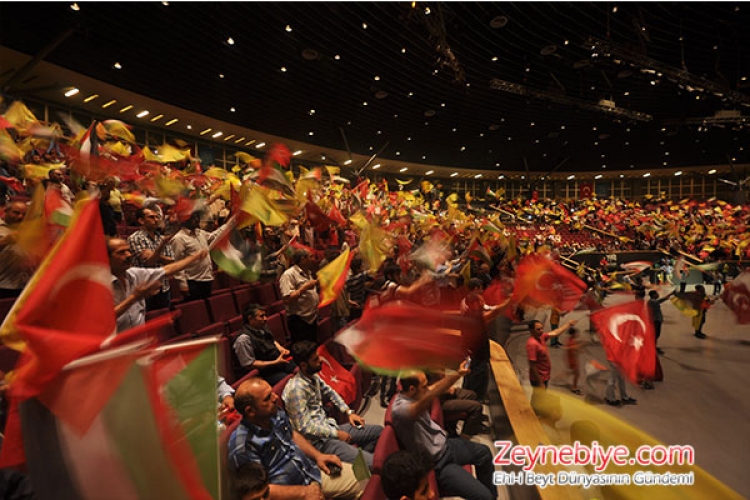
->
<box><xmin>2</xmin><ymin>2</ymin><xmax>750</xmax><ymax>174</ymax></box>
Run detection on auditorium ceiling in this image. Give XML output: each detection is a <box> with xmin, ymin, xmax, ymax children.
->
<box><xmin>2</xmin><ymin>2</ymin><xmax>750</xmax><ymax>177</ymax></box>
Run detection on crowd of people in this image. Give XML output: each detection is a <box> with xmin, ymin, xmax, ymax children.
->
<box><xmin>1</xmin><ymin>104</ymin><xmax>749</xmax><ymax>499</ymax></box>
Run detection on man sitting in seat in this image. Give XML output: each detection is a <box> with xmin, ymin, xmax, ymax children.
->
<box><xmin>228</xmin><ymin>377</ymin><xmax>361</xmax><ymax>500</ymax></box>
<box><xmin>233</xmin><ymin>303</ymin><xmax>296</xmax><ymax>385</ymax></box>
<box><xmin>391</xmin><ymin>363</ymin><xmax>496</xmax><ymax>500</ymax></box>
<box><xmin>283</xmin><ymin>341</ymin><xmax>382</xmax><ymax>470</ymax></box>
<box><xmin>381</xmin><ymin>449</ymin><xmax>435</xmax><ymax>500</ymax></box>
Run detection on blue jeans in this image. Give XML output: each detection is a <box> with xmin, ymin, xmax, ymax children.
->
<box><xmin>434</xmin><ymin>438</ymin><xmax>496</xmax><ymax>500</ymax></box>
<box><xmin>314</xmin><ymin>423</ymin><xmax>383</xmax><ymax>469</ymax></box>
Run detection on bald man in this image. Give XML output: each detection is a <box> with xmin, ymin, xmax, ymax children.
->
<box><xmin>0</xmin><ymin>201</ymin><xmax>35</xmax><ymax>298</ymax></box>
<box><xmin>228</xmin><ymin>378</ymin><xmax>361</xmax><ymax>500</ymax></box>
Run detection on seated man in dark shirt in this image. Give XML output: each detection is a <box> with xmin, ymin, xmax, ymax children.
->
<box><xmin>227</xmin><ymin>377</ymin><xmax>361</xmax><ymax>500</ymax></box>
<box><xmin>233</xmin><ymin>304</ymin><xmax>296</xmax><ymax>385</ymax></box>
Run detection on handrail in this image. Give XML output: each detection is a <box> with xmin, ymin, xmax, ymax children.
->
<box><xmin>489</xmin><ymin>340</ymin><xmax>583</xmax><ymax>500</ymax></box>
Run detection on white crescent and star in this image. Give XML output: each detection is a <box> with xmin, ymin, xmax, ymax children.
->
<box><xmin>49</xmin><ymin>262</ymin><xmax>112</xmax><ymax>301</ymax></box>
<box><xmin>608</xmin><ymin>313</ymin><xmax>647</xmax><ymax>348</ymax></box>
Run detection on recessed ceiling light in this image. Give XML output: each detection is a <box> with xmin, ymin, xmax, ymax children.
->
<box><xmin>451</xmin><ymin>172</ymin><xmax>458</xmax><ymax>177</ymax></box>
<box><xmin>212</xmin><ymin>131</ymin><xmax>223</xmax><ymax>138</ymax></box>
<box><xmin>492</xmin><ymin>56</ymin><xmax>498</xmax><ymax>62</ymax></box>
<box><xmin>643</xmin><ymin>172</ymin><xmax>651</xmax><ymax>177</ymax></box>
<box><xmin>344</xmin><ymin>159</ymin><xmax>352</xmax><ymax>165</ymax></box>
<box><xmin>285</xmin><ymin>25</ymin><xmax>292</xmax><ymax>32</ymax></box>
<box><xmin>396</xmin><ymin>151</ymin><xmax>401</xmax><ymax>156</ymax></box>
<box><xmin>564</xmin><ymin>40</ymin><xmax>569</xmax><ymax>45</ymax></box>
<box><xmin>422</xmin><ymin>155</ymin><xmax>426</xmax><ymax>160</ymax></box>
<box><xmin>150</xmin><ymin>114</ymin><xmax>164</xmax><ymax>122</ymax></box>
<box><xmin>401</xmin><ymin>48</ymin><xmax>407</xmax><ymax>54</ymax></box>
<box><xmin>224</xmin><ymin>135</ymin><xmax>235</xmax><ymax>141</ymax></box>
<box><xmin>620</xmin><ymin>174</ymin><xmax>625</xmax><ymax>178</ymax></box>
<box><xmin>70</xmin><ymin>2</ymin><xmax>80</xmax><ymax>11</ymax></box>
<box><xmin>136</xmin><ymin>110</ymin><xmax>149</xmax><ymax>118</ymax></box>
<box><xmin>362</xmin><ymin>101</ymin><xmax>368</xmax><ymax>106</ymax></box>
<box><xmin>161</xmin><ymin>1</ymin><xmax>169</xmax><ymax>5</ymax></box>
<box><xmin>64</xmin><ymin>88</ymin><xmax>79</xmax><ymax>97</ymax></box>
<box><xmin>320</xmin><ymin>154</ymin><xmax>326</xmax><ymax>160</ymax></box>
<box><xmin>219</xmin><ymin>73</ymin><xmax>225</xmax><ymax>79</ymax></box>
<box><xmin>230</xmin><ymin>107</ymin><xmax>236</xmax><ymax>113</ymax></box>
<box><xmin>460</xmin><ymin>146</ymin><xmax>466</xmax><ymax>151</ymax></box>
<box><xmin>200</xmin><ymin>128</ymin><xmax>212</xmax><ymax>136</ymax></box>
<box><xmin>474</xmin><ymin>174</ymin><xmax>482</xmax><ymax>179</ymax></box>
<box><xmin>674</xmin><ymin>171</ymin><xmax>682</xmax><ymax>176</ymax></box>
<box><xmin>496</xmin><ymin>163</ymin><xmax>500</xmax><ymax>167</ymax></box>
<box><xmin>309</xmin><ymin>109</ymin><xmax>316</xmax><ymax>115</ymax></box>
<box><xmin>102</xmin><ymin>99</ymin><xmax>117</xmax><ymax>108</ymax></box>
<box><xmin>567</xmin><ymin>175</ymin><xmax>575</xmax><ymax>180</ymax></box>
<box><xmin>708</xmin><ymin>169</ymin><xmax>717</xmax><ymax>174</ymax></box>
<box><xmin>595</xmin><ymin>174</ymin><xmax>603</xmax><ymax>179</ymax></box>
<box><xmin>334</xmin><ymin>54</ymin><xmax>341</xmax><ymax>60</ymax></box>
<box><xmin>186</xmin><ymin>125</ymin><xmax>192</xmax><ymax>130</ymax></box>
<box><xmin>424</xmin><ymin>7</ymin><xmax>431</xmax><ymax>14</ymax></box>
<box><xmin>280</xmin><ymin>66</ymin><xmax>287</xmax><ymax>72</ymax></box>
<box><xmin>235</xmin><ymin>137</ymin><xmax>246</xmax><ymax>144</ymax></box>
<box><xmin>83</xmin><ymin>94</ymin><xmax>99</xmax><ymax>103</ymax></box>
<box><xmin>308</xmin><ymin>131</ymin><xmax>314</xmax><ymax>136</ymax></box>
<box><xmin>408</xmin><ymin>92</ymin><xmax>414</xmax><ymax>97</ymax></box>
<box><xmin>521</xmin><ymin>176</ymin><xmax>525</xmax><ymax>180</ymax></box>
<box><xmin>362</xmin><ymin>22</ymin><xmax>368</xmax><ymax>29</ymax></box>
<box><xmin>119</xmin><ymin>104</ymin><xmax>133</xmax><ymax>113</ymax></box>
<box><xmin>400</xmin><ymin>167</ymin><xmax>408</xmax><ymax>172</ymax></box>
<box><xmin>425</xmin><ymin>170</ymin><xmax>434</xmax><ymax>175</ymax></box>
<box><xmin>256</xmin><ymin>142</ymin><xmax>266</xmax><ymax>149</ymax></box>
<box><xmin>612</xmin><ymin>6</ymin><xmax>618</xmax><ymax>13</ymax></box>
<box><xmin>293</xmin><ymin>150</ymin><xmax>303</xmax><ymax>156</ymax></box>
<box><xmin>227</xmin><ymin>37</ymin><xmax>235</xmax><ymax>45</ymax></box>
<box><xmin>372</xmin><ymin>164</ymin><xmax>381</xmax><ymax>170</ymax></box>
<box><xmin>113</xmin><ymin>62</ymin><xmax>122</xmax><ymax>70</ymax></box>
<box><xmin>374</xmin><ymin>76</ymin><xmax>380</xmax><ymax>81</ymax></box>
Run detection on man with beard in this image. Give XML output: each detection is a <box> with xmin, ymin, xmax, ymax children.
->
<box><xmin>282</xmin><ymin>340</ymin><xmax>382</xmax><ymax>470</ymax></box>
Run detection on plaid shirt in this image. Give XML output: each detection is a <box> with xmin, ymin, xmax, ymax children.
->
<box><xmin>228</xmin><ymin>410</ymin><xmax>321</xmax><ymax>486</ymax></box>
<box><xmin>128</xmin><ymin>229</ymin><xmax>174</xmax><ymax>291</ymax></box>
<box><xmin>282</xmin><ymin>372</ymin><xmax>349</xmax><ymax>441</ymax></box>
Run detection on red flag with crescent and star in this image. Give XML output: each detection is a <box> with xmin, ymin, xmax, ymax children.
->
<box><xmin>590</xmin><ymin>299</ymin><xmax>657</xmax><ymax>385</ymax></box>
<box><xmin>317</xmin><ymin>343</ymin><xmax>357</xmax><ymax>405</ymax></box>
<box><xmin>512</xmin><ymin>252</ymin><xmax>587</xmax><ymax>311</ymax></box>
<box><xmin>721</xmin><ymin>270</ymin><xmax>750</xmax><ymax>324</ymax></box>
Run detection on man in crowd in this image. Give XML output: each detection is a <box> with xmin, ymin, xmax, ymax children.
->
<box><xmin>170</xmin><ymin>210</ymin><xmax>219</xmax><ymax>300</ymax></box>
<box><xmin>381</xmin><ymin>449</ymin><xmax>435</xmax><ymax>500</ymax></box>
<box><xmin>283</xmin><ymin>340</ymin><xmax>382</xmax><ymax>470</ymax></box>
<box><xmin>232</xmin><ymin>303</ymin><xmax>296</xmax><ymax>385</ymax></box>
<box><xmin>128</xmin><ymin>207</ymin><xmax>175</xmax><ymax>310</ymax></box>
<box><xmin>0</xmin><ymin>201</ymin><xmax>34</xmax><ymax>299</ymax></box>
<box><xmin>108</xmin><ymin>237</ymin><xmax>206</xmax><ymax>332</ymax></box>
<box><xmin>391</xmin><ymin>362</ymin><xmax>496</xmax><ymax>500</ymax></box>
<box><xmin>526</xmin><ymin>318</ymin><xmax>577</xmax><ymax>388</ymax></box>
<box><xmin>279</xmin><ymin>250</ymin><xmax>319</xmax><ymax>343</ymax></box>
<box><xmin>230</xmin><ymin>462</ymin><xmax>270</xmax><ymax>500</ymax></box>
<box><xmin>228</xmin><ymin>377</ymin><xmax>361</xmax><ymax>499</ymax></box>
<box><xmin>647</xmin><ymin>288</ymin><xmax>674</xmax><ymax>354</ymax></box>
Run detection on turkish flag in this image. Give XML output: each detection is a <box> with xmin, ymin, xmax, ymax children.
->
<box><xmin>317</xmin><ymin>343</ymin><xmax>357</xmax><ymax>405</ymax></box>
<box><xmin>512</xmin><ymin>253</ymin><xmax>587</xmax><ymax>311</ymax></box>
<box><xmin>721</xmin><ymin>271</ymin><xmax>750</xmax><ymax>324</ymax></box>
<box><xmin>590</xmin><ymin>300</ymin><xmax>657</xmax><ymax>385</ymax></box>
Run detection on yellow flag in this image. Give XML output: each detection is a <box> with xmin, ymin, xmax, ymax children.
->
<box><xmin>318</xmin><ymin>248</ymin><xmax>353</xmax><ymax>307</ymax></box>
<box><xmin>3</xmin><ymin>101</ymin><xmax>38</xmax><ymax>132</ymax></box>
<box><xmin>239</xmin><ymin>185</ymin><xmax>289</xmax><ymax>228</ymax></box>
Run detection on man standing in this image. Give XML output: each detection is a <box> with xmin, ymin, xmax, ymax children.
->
<box><xmin>526</xmin><ymin>318</ymin><xmax>577</xmax><ymax>388</ymax></box>
<box><xmin>108</xmin><ymin>237</ymin><xmax>206</xmax><ymax>332</ymax></box>
<box><xmin>391</xmin><ymin>363</ymin><xmax>496</xmax><ymax>500</ymax></box>
<box><xmin>128</xmin><ymin>207</ymin><xmax>175</xmax><ymax>310</ymax></box>
<box><xmin>228</xmin><ymin>377</ymin><xmax>361</xmax><ymax>500</ymax></box>
<box><xmin>0</xmin><ymin>201</ymin><xmax>34</xmax><ymax>298</ymax></box>
<box><xmin>279</xmin><ymin>250</ymin><xmax>319</xmax><ymax>343</ymax></box>
<box><xmin>170</xmin><ymin>210</ymin><xmax>219</xmax><ymax>300</ymax></box>
<box><xmin>647</xmin><ymin>289</ymin><xmax>674</xmax><ymax>354</ymax></box>
<box><xmin>283</xmin><ymin>341</ymin><xmax>382</xmax><ymax>469</ymax></box>
<box><xmin>232</xmin><ymin>303</ymin><xmax>296</xmax><ymax>385</ymax></box>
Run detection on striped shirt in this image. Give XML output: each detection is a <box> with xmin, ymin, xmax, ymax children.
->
<box><xmin>282</xmin><ymin>372</ymin><xmax>349</xmax><ymax>441</ymax></box>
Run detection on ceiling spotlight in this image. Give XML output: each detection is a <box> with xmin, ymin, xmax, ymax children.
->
<box><xmin>285</xmin><ymin>25</ymin><xmax>292</xmax><ymax>32</ymax></box>
<box><xmin>230</xmin><ymin>107</ymin><xmax>236</xmax><ymax>112</ymax></box>
<box><xmin>674</xmin><ymin>171</ymin><xmax>683</xmax><ymax>176</ymax></box>
<box><xmin>83</xmin><ymin>94</ymin><xmax>99</xmax><ymax>103</ymax></box>
<box><xmin>474</xmin><ymin>174</ymin><xmax>482</xmax><ymax>179</ymax></box>
<box><xmin>362</xmin><ymin>101</ymin><xmax>368</xmax><ymax>106</ymax></box>
<box><xmin>643</xmin><ymin>172</ymin><xmax>651</xmax><ymax>178</ymax></box>
<box><xmin>612</xmin><ymin>6</ymin><xmax>618</xmax><ymax>13</ymax></box>
<box><xmin>620</xmin><ymin>174</ymin><xmax>625</xmax><ymax>178</ymax></box>
<box><xmin>186</xmin><ymin>125</ymin><xmax>192</xmax><ymax>130</ymax></box>
<box><xmin>200</xmin><ymin>128</ymin><xmax>212</xmax><ymax>136</ymax></box>
<box><xmin>256</xmin><ymin>142</ymin><xmax>266</xmax><ymax>149</ymax></box>
<box><xmin>212</xmin><ymin>131</ymin><xmax>223</xmax><ymax>138</ymax></box>
<box><xmin>308</xmin><ymin>131</ymin><xmax>314</xmax><ymax>136</ymax></box>
<box><xmin>374</xmin><ymin>75</ymin><xmax>380</xmax><ymax>81</ymax></box>
<box><xmin>150</xmin><ymin>114</ymin><xmax>164</xmax><ymax>122</ymax></box>
<box><xmin>460</xmin><ymin>146</ymin><xmax>466</xmax><ymax>152</ymax></box>
<box><xmin>425</xmin><ymin>7</ymin><xmax>431</xmax><ymax>14</ymax></box>
<box><xmin>362</xmin><ymin>22</ymin><xmax>368</xmax><ymax>29</ymax></box>
<box><xmin>491</xmin><ymin>56</ymin><xmax>498</xmax><ymax>62</ymax></box>
<box><xmin>227</xmin><ymin>37</ymin><xmax>235</xmax><ymax>45</ymax></box>
<box><xmin>708</xmin><ymin>169</ymin><xmax>717</xmax><ymax>174</ymax></box>
<box><xmin>334</xmin><ymin>54</ymin><xmax>341</xmax><ymax>60</ymax></box>
<box><xmin>64</xmin><ymin>88</ymin><xmax>79</xmax><ymax>97</ymax></box>
<box><xmin>400</xmin><ymin>167</ymin><xmax>408</xmax><ymax>172</ymax></box>
<box><xmin>119</xmin><ymin>104</ymin><xmax>133</xmax><ymax>113</ymax></box>
<box><xmin>567</xmin><ymin>175</ymin><xmax>575</xmax><ymax>180</ymax></box>
<box><xmin>309</xmin><ymin>109</ymin><xmax>316</xmax><ymax>115</ymax></box>
<box><xmin>372</xmin><ymin>164</ymin><xmax>381</xmax><ymax>170</ymax></box>
<box><xmin>165</xmin><ymin>118</ymin><xmax>178</xmax><ymax>126</ymax></box>
<box><xmin>113</xmin><ymin>62</ymin><xmax>122</xmax><ymax>70</ymax></box>
<box><xmin>235</xmin><ymin>137</ymin><xmax>246</xmax><ymax>143</ymax></box>
<box><xmin>292</xmin><ymin>150</ymin><xmax>303</xmax><ymax>156</ymax></box>
<box><xmin>595</xmin><ymin>174</ymin><xmax>603</xmax><ymax>179</ymax></box>
<box><xmin>136</xmin><ymin>110</ymin><xmax>149</xmax><ymax>118</ymax></box>
<box><xmin>70</xmin><ymin>2</ymin><xmax>80</xmax><ymax>11</ymax></box>
<box><xmin>425</xmin><ymin>170</ymin><xmax>434</xmax><ymax>175</ymax></box>
<box><xmin>344</xmin><ymin>159</ymin><xmax>352</xmax><ymax>165</ymax></box>
<box><xmin>450</xmin><ymin>172</ymin><xmax>458</xmax><ymax>177</ymax></box>
<box><xmin>280</xmin><ymin>66</ymin><xmax>287</xmax><ymax>72</ymax></box>
<box><xmin>402</xmin><ymin>48</ymin><xmax>407</xmax><ymax>54</ymax></box>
